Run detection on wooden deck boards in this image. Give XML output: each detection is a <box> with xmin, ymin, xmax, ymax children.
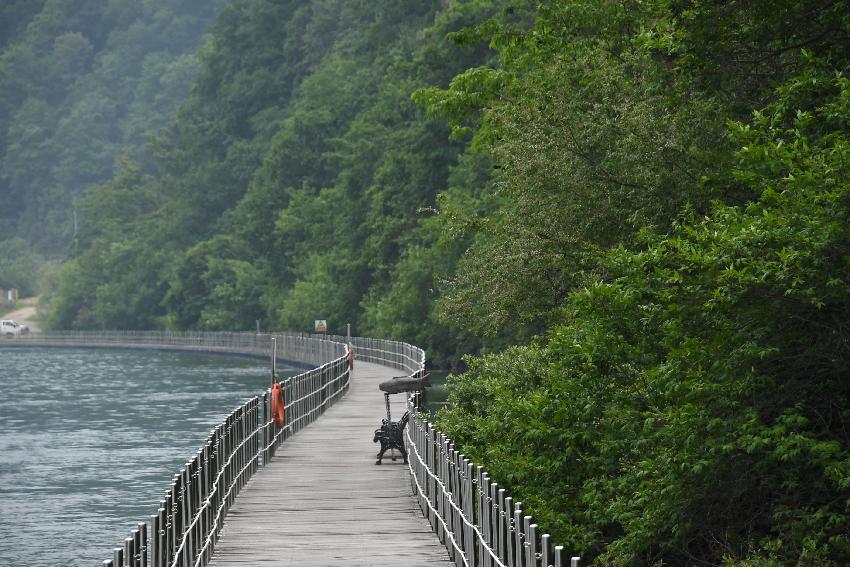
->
<box><xmin>207</xmin><ymin>361</ymin><xmax>453</xmax><ymax>566</ymax></box>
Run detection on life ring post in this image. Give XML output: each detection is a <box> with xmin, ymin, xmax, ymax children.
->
<box><xmin>271</xmin><ymin>337</ymin><xmax>277</xmax><ymax>388</ymax></box>
<box><xmin>271</xmin><ymin>382</ymin><xmax>285</xmax><ymax>427</ymax></box>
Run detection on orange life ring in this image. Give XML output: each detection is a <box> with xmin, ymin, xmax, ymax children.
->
<box><xmin>348</xmin><ymin>346</ymin><xmax>354</xmax><ymax>370</ymax></box>
<box><xmin>271</xmin><ymin>382</ymin><xmax>285</xmax><ymax>427</ymax></box>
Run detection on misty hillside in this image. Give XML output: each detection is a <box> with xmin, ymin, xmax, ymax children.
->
<box><xmin>42</xmin><ymin>0</ymin><xmax>505</xmax><ymax>362</ymax></box>
<box><xmin>0</xmin><ymin>0</ymin><xmax>227</xmax><ymax>257</ymax></box>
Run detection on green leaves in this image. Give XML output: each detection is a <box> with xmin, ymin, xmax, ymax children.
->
<box><xmin>0</xmin><ymin>237</ymin><xmax>44</xmax><ymax>295</ymax></box>
<box><xmin>412</xmin><ymin>67</ymin><xmax>505</xmax><ymax>141</ymax></box>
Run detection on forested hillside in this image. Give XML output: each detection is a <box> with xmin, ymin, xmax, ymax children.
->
<box><xmin>8</xmin><ymin>0</ymin><xmax>850</xmax><ymax>564</ymax></box>
<box><xmin>45</xmin><ymin>0</ymin><xmax>507</xmax><ymax>364</ymax></box>
<box><xmin>0</xmin><ymin>0</ymin><xmax>226</xmax><ymax>293</ymax></box>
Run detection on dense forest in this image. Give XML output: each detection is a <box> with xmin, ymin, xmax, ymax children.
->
<box><xmin>2</xmin><ymin>0</ymin><xmax>850</xmax><ymax>564</ymax></box>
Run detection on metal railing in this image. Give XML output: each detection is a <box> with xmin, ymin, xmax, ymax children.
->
<box><xmin>108</xmin><ymin>333</ymin><xmax>351</xmax><ymax>567</ymax></box>
<box><xmin>346</xmin><ymin>335</ymin><xmax>424</xmax><ymax>374</ymax></box>
<box><xmin>138</xmin><ymin>353</ymin><xmax>351</xmax><ymax>567</ymax></box>
<box><xmin>11</xmin><ymin>331</ymin><xmax>350</xmax><ymax>567</ymax></box>
<box><xmin>405</xmin><ymin>398</ymin><xmax>580</xmax><ymax>567</ymax></box>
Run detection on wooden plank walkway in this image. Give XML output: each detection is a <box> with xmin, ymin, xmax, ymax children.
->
<box><xmin>207</xmin><ymin>361</ymin><xmax>453</xmax><ymax>566</ymax></box>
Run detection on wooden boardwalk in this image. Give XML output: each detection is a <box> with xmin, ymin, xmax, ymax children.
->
<box><xmin>207</xmin><ymin>361</ymin><xmax>453</xmax><ymax>566</ymax></box>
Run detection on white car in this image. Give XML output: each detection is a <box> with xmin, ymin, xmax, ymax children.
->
<box><xmin>1</xmin><ymin>319</ymin><xmax>28</xmax><ymax>337</ymax></box>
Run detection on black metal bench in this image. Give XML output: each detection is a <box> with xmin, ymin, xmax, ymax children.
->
<box><xmin>373</xmin><ymin>372</ymin><xmax>429</xmax><ymax>465</ymax></box>
<box><xmin>373</xmin><ymin>410</ymin><xmax>410</xmax><ymax>465</ymax></box>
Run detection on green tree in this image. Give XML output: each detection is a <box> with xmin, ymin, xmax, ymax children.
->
<box><xmin>0</xmin><ymin>237</ymin><xmax>44</xmax><ymax>296</ymax></box>
<box><xmin>438</xmin><ymin>62</ymin><xmax>850</xmax><ymax>566</ymax></box>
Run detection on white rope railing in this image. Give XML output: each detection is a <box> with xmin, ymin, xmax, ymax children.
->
<box><xmin>398</xmin><ymin>365</ymin><xmax>580</xmax><ymax>567</ymax></box>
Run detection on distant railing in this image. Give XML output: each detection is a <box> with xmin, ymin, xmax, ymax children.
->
<box><xmin>347</xmin><ymin>335</ymin><xmax>424</xmax><ymax>374</ymax></box>
<box><xmin>8</xmin><ymin>330</ymin><xmax>345</xmax><ymax>368</ymax></box>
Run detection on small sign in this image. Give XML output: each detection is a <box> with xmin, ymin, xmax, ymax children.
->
<box><xmin>314</xmin><ymin>320</ymin><xmax>328</xmax><ymax>334</ymax></box>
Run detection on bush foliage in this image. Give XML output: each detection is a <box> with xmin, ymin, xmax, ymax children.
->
<box><xmin>437</xmin><ymin>61</ymin><xmax>850</xmax><ymax>566</ymax></box>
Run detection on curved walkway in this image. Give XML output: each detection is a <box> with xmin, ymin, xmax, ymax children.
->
<box><xmin>207</xmin><ymin>361</ymin><xmax>452</xmax><ymax>566</ymax></box>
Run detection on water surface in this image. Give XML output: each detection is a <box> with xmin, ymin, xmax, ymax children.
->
<box><xmin>0</xmin><ymin>347</ymin><xmax>294</xmax><ymax>566</ymax></box>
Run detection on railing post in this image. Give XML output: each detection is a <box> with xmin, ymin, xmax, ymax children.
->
<box><xmin>139</xmin><ymin>523</ymin><xmax>147</xmax><ymax>567</ymax></box>
<box><xmin>478</xmin><ymin>467</ymin><xmax>488</xmax><ymax>567</ymax></box>
<box><xmin>194</xmin><ymin>451</ymin><xmax>204</xmax><ymax>564</ymax></box>
<box><xmin>513</xmin><ymin>504</ymin><xmax>523</xmax><ymax>567</ymax></box>
<box><xmin>165</xmin><ymin>488</ymin><xmax>174</xmax><ymax>563</ymax></box>
<box><xmin>505</xmin><ymin>497</ymin><xmax>514</xmax><ymax>567</ymax></box>
<box><xmin>132</xmin><ymin>526</ymin><xmax>142</xmax><ymax>567</ymax></box>
<box><xmin>437</xmin><ymin>434</ymin><xmax>446</xmax><ymax>545</ymax></box>
<box><xmin>529</xmin><ymin>524</ymin><xmax>538</xmax><ymax>567</ymax></box>
<box><xmin>451</xmin><ymin>447</ymin><xmax>462</xmax><ymax>567</ymax></box>
<box><xmin>464</xmin><ymin>460</ymin><xmax>475</xmax><ymax>567</ymax></box>
<box><xmin>181</xmin><ymin>465</ymin><xmax>192</xmax><ymax>566</ymax></box>
<box><xmin>498</xmin><ymin>488</ymin><xmax>506</xmax><ymax>563</ymax></box>
<box><xmin>151</xmin><ymin>509</ymin><xmax>163</xmax><ymax>567</ymax></box>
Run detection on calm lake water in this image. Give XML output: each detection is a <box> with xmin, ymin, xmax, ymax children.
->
<box><xmin>0</xmin><ymin>347</ymin><xmax>295</xmax><ymax>567</ymax></box>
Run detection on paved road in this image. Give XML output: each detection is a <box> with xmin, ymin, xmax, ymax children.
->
<box><xmin>3</xmin><ymin>297</ymin><xmax>41</xmax><ymax>332</ymax></box>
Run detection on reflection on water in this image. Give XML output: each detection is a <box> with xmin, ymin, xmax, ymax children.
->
<box><xmin>424</xmin><ymin>370</ymin><xmax>450</xmax><ymax>413</ymax></box>
<box><xmin>0</xmin><ymin>348</ymin><xmax>294</xmax><ymax>567</ymax></box>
